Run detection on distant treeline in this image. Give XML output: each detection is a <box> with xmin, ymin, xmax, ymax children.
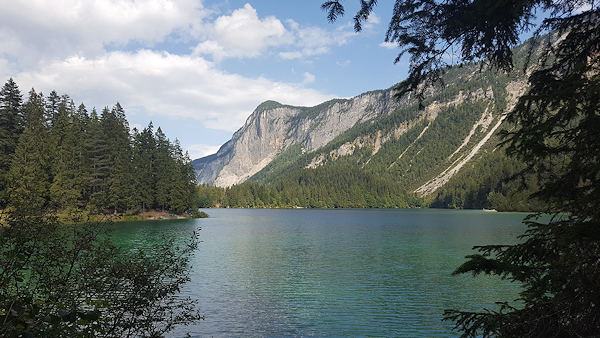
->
<box><xmin>197</xmin><ymin>155</ymin><xmax>542</xmax><ymax>211</ymax></box>
<box><xmin>198</xmin><ymin>166</ymin><xmax>423</xmax><ymax>209</ymax></box>
<box><xmin>0</xmin><ymin>78</ymin><xmax>197</xmax><ymax>215</ymax></box>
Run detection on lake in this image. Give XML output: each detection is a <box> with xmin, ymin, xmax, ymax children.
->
<box><xmin>112</xmin><ymin>209</ymin><xmax>529</xmax><ymax>337</ymax></box>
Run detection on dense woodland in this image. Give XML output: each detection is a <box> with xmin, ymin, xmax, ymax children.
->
<box><xmin>0</xmin><ymin>78</ymin><xmax>197</xmax><ymax>215</ymax></box>
<box><xmin>197</xmin><ymin>154</ymin><xmax>539</xmax><ymax>211</ymax></box>
<box><xmin>198</xmin><ymin>166</ymin><xmax>423</xmax><ymax>209</ymax></box>
<box><xmin>0</xmin><ymin>78</ymin><xmax>204</xmax><ymax>336</ymax></box>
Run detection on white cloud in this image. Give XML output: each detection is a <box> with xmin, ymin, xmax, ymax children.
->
<box><xmin>361</xmin><ymin>12</ymin><xmax>381</xmax><ymax>30</ymax></box>
<box><xmin>575</xmin><ymin>3</ymin><xmax>594</xmax><ymax>13</ymax></box>
<box><xmin>12</xmin><ymin>50</ymin><xmax>334</xmax><ymax>132</ymax></box>
<box><xmin>130</xmin><ymin>123</ymin><xmax>144</xmax><ymax>132</ymax></box>
<box><xmin>279</xmin><ymin>51</ymin><xmax>304</xmax><ymax>60</ymax></box>
<box><xmin>379</xmin><ymin>41</ymin><xmax>397</xmax><ymax>49</ymax></box>
<box><xmin>186</xmin><ymin>144</ymin><xmax>221</xmax><ymax>159</ymax></box>
<box><xmin>0</xmin><ymin>0</ymin><xmax>209</xmax><ymax>68</ymax></box>
<box><xmin>0</xmin><ymin>1</ymin><xmax>352</xmax><ymax>152</ymax></box>
<box><xmin>368</xmin><ymin>12</ymin><xmax>382</xmax><ymax>25</ymax></box>
<box><xmin>278</xmin><ymin>19</ymin><xmax>357</xmax><ymax>59</ymax></box>
<box><xmin>302</xmin><ymin>72</ymin><xmax>315</xmax><ymax>84</ymax></box>
<box><xmin>1</xmin><ymin>0</ymin><xmax>360</xmax><ymax>69</ymax></box>
<box><xmin>193</xmin><ymin>3</ymin><xmax>291</xmax><ymax>60</ymax></box>
<box><xmin>192</xmin><ymin>40</ymin><xmax>228</xmax><ymax>62</ymax></box>
<box><xmin>193</xmin><ymin>8</ymin><xmax>357</xmax><ymax>62</ymax></box>
<box><xmin>212</xmin><ymin>4</ymin><xmax>290</xmax><ymax>53</ymax></box>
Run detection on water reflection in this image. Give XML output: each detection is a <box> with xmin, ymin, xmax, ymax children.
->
<box><xmin>112</xmin><ymin>209</ymin><xmax>528</xmax><ymax>337</ymax></box>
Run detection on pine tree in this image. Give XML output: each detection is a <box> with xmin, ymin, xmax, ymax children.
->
<box><xmin>47</xmin><ymin>94</ymin><xmax>70</xmax><ymax>185</ymax></box>
<box><xmin>45</xmin><ymin>90</ymin><xmax>60</xmax><ymax>127</ymax></box>
<box><xmin>132</xmin><ymin>122</ymin><xmax>157</xmax><ymax>211</ymax></box>
<box><xmin>167</xmin><ymin>139</ymin><xmax>197</xmax><ymax>213</ymax></box>
<box><xmin>154</xmin><ymin>127</ymin><xmax>173</xmax><ymax>213</ymax></box>
<box><xmin>8</xmin><ymin>89</ymin><xmax>52</xmax><ymax>213</ymax></box>
<box><xmin>49</xmin><ymin>99</ymin><xmax>90</xmax><ymax>212</ymax></box>
<box><xmin>103</xmin><ymin>103</ymin><xmax>136</xmax><ymax>212</ymax></box>
<box><xmin>86</xmin><ymin>108</ymin><xmax>110</xmax><ymax>210</ymax></box>
<box><xmin>0</xmin><ymin>78</ymin><xmax>23</xmax><ymax>206</ymax></box>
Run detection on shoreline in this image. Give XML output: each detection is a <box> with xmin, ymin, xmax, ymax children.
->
<box><xmin>85</xmin><ymin>210</ymin><xmax>193</xmax><ymax>223</ymax></box>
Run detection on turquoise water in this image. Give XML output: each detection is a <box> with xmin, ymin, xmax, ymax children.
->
<box><xmin>112</xmin><ymin>209</ymin><xmax>529</xmax><ymax>337</ymax></box>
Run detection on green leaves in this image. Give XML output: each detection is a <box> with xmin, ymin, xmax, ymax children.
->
<box><xmin>0</xmin><ymin>208</ymin><xmax>203</xmax><ymax>337</ymax></box>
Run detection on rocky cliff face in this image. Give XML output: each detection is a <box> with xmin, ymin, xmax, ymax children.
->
<box><xmin>192</xmin><ymin>89</ymin><xmax>405</xmax><ymax>187</ymax></box>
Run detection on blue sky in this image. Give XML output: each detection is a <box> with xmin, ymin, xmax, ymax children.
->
<box><xmin>0</xmin><ymin>0</ymin><xmax>534</xmax><ymax>159</ymax></box>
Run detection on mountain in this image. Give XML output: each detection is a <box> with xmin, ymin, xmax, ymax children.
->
<box><xmin>193</xmin><ymin>91</ymin><xmax>406</xmax><ymax>187</ymax></box>
<box><xmin>192</xmin><ymin>44</ymin><xmax>542</xmax><ymax>209</ymax></box>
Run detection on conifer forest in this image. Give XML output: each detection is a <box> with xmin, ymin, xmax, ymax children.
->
<box><xmin>0</xmin><ymin>78</ymin><xmax>198</xmax><ymax>216</ymax></box>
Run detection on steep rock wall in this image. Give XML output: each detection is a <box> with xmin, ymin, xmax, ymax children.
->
<box><xmin>193</xmin><ymin>89</ymin><xmax>403</xmax><ymax>187</ymax></box>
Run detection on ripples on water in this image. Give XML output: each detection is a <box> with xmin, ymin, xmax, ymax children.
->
<box><xmin>112</xmin><ymin>209</ymin><xmax>528</xmax><ymax>337</ymax></box>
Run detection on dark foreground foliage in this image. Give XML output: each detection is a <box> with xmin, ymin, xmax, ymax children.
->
<box><xmin>444</xmin><ymin>214</ymin><xmax>600</xmax><ymax>337</ymax></box>
<box><xmin>0</xmin><ymin>200</ymin><xmax>203</xmax><ymax>337</ymax></box>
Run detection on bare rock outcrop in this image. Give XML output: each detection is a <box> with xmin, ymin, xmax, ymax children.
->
<box><xmin>193</xmin><ymin>90</ymin><xmax>403</xmax><ymax>187</ymax></box>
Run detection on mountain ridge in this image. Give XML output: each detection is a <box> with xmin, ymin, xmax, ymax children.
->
<box><xmin>193</xmin><ymin>46</ymin><xmax>536</xmax><ymax>208</ymax></box>
<box><xmin>193</xmin><ymin>87</ymin><xmax>409</xmax><ymax>187</ymax></box>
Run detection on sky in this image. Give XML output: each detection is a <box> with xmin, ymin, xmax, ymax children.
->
<box><xmin>1</xmin><ymin>1</ymin><xmax>438</xmax><ymax>159</ymax></box>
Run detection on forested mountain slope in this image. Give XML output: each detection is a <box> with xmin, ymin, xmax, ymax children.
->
<box><xmin>194</xmin><ymin>44</ymin><xmax>542</xmax><ymax>210</ymax></box>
